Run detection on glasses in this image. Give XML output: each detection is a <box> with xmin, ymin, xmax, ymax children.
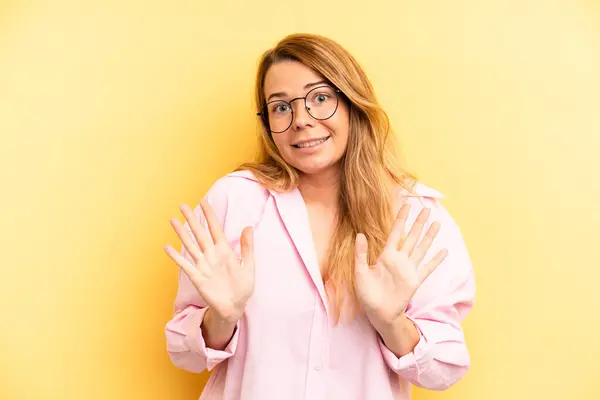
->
<box><xmin>257</xmin><ymin>85</ymin><xmax>342</xmax><ymax>134</ymax></box>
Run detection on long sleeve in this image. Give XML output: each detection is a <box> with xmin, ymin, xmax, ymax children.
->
<box><xmin>379</xmin><ymin>194</ymin><xmax>476</xmax><ymax>390</ymax></box>
<box><xmin>164</xmin><ymin>178</ymin><xmax>241</xmax><ymax>373</ymax></box>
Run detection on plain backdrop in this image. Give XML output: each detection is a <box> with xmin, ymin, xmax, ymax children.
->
<box><xmin>1</xmin><ymin>1</ymin><xmax>599</xmax><ymax>399</ymax></box>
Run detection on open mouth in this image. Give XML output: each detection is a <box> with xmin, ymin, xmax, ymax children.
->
<box><xmin>292</xmin><ymin>136</ymin><xmax>330</xmax><ymax>148</ymax></box>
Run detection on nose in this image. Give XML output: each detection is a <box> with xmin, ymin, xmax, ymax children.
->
<box><xmin>290</xmin><ymin>98</ymin><xmax>314</xmax><ymax>131</ymax></box>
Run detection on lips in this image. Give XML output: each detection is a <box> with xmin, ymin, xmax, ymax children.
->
<box><xmin>292</xmin><ymin>136</ymin><xmax>330</xmax><ymax>148</ymax></box>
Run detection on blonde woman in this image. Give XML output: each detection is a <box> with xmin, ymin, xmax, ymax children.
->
<box><xmin>164</xmin><ymin>33</ymin><xmax>475</xmax><ymax>400</ymax></box>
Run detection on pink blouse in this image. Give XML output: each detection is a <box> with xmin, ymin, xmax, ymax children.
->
<box><xmin>165</xmin><ymin>170</ymin><xmax>475</xmax><ymax>400</ymax></box>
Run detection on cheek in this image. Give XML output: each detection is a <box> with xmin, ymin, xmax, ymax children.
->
<box><xmin>325</xmin><ymin>112</ymin><xmax>350</xmax><ymax>143</ymax></box>
<box><xmin>330</xmin><ymin>102</ymin><xmax>350</xmax><ymax>134</ymax></box>
<box><xmin>271</xmin><ymin>134</ymin><xmax>289</xmax><ymax>154</ymax></box>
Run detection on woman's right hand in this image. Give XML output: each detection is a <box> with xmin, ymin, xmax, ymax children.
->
<box><xmin>164</xmin><ymin>199</ymin><xmax>255</xmax><ymax>325</ymax></box>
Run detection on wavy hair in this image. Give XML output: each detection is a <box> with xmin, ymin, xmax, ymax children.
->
<box><xmin>238</xmin><ymin>33</ymin><xmax>417</xmax><ymax>322</ymax></box>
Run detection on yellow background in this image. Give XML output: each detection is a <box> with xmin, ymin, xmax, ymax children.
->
<box><xmin>1</xmin><ymin>1</ymin><xmax>599</xmax><ymax>399</ymax></box>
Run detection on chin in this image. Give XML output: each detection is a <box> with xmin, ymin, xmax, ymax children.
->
<box><xmin>292</xmin><ymin>158</ymin><xmax>342</xmax><ymax>176</ymax></box>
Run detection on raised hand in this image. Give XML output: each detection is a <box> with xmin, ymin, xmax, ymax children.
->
<box><xmin>354</xmin><ymin>203</ymin><xmax>448</xmax><ymax>326</ymax></box>
<box><xmin>164</xmin><ymin>199</ymin><xmax>255</xmax><ymax>324</ymax></box>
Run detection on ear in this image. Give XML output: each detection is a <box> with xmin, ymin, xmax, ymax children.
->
<box><xmin>257</xmin><ymin>109</ymin><xmax>270</xmax><ymax>133</ymax></box>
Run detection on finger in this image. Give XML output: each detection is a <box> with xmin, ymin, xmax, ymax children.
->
<box><xmin>401</xmin><ymin>208</ymin><xmax>432</xmax><ymax>256</ymax></box>
<box><xmin>180</xmin><ymin>203</ymin><xmax>214</xmax><ymax>254</ymax></box>
<box><xmin>385</xmin><ymin>204</ymin><xmax>410</xmax><ymax>251</ymax></box>
<box><xmin>410</xmin><ymin>220</ymin><xmax>441</xmax><ymax>264</ymax></box>
<box><xmin>200</xmin><ymin>198</ymin><xmax>227</xmax><ymax>245</ymax></box>
<box><xmin>354</xmin><ymin>233</ymin><xmax>370</xmax><ymax>272</ymax></box>
<box><xmin>164</xmin><ymin>243</ymin><xmax>200</xmax><ymax>279</ymax></box>
<box><xmin>418</xmin><ymin>249</ymin><xmax>448</xmax><ymax>284</ymax></box>
<box><xmin>169</xmin><ymin>216</ymin><xmax>203</xmax><ymax>263</ymax></box>
<box><xmin>240</xmin><ymin>226</ymin><xmax>254</xmax><ymax>267</ymax></box>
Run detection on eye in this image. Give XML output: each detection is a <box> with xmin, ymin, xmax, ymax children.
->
<box><xmin>311</xmin><ymin>91</ymin><xmax>332</xmax><ymax>104</ymax></box>
<box><xmin>270</xmin><ymin>102</ymin><xmax>290</xmax><ymax>114</ymax></box>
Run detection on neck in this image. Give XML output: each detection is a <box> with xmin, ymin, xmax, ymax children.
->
<box><xmin>297</xmin><ymin>166</ymin><xmax>342</xmax><ymax>209</ymax></box>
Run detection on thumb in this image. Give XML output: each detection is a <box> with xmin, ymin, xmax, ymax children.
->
<box><xmin>240</xmin><ymin>226</ymin><xmax>254</xmax><ymax>267</ymax></box>
<box><xmin>354</xmin><ymin>233</ymin><xmax>369</xmax><ymax>271</ymax></box>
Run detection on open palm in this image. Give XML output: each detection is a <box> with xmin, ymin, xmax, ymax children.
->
<box><xmin>355</xmin><ymin>204</ymin><xmax>448</xmax><ymax>325</ymax></box>
<box><xmin>164</xmin><ymin>199</ymin><xmax>255</xmax><ymax>324</ymax></box>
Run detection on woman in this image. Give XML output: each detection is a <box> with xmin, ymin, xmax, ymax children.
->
<box><xmin>164</xmin><ymin>33</ymin><xmax>475</xmax><ymax>400</ymax></box>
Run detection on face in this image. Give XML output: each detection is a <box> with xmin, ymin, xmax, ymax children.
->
<box><xmin>262</xmin><ymin>60</ymin><xmax>350</xmax><ymax>176</ymax></box>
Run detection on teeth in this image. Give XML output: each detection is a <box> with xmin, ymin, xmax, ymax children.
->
<box><xmin>296</xmin><ymin>137</ymin><xmax>328</xmax><ymax>148</ymax></box>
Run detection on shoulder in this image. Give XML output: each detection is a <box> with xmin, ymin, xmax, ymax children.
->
<box><xmin>395</xmin><ymin>181</ymin><xmax>467</xmax><ymax>255</ymax></box>
<box><xmin>393</xmin><ymin>181</ymin><xmax>446</xmax><ymax>214</ymax></box>
<box><xmin>205</xmin><ymin>169</ymin><xmax>268</xmax><ymax>201</ymax></box>
<box><xmin>199</xmin><ymin>170</ymin><xmax>270</xmax><ymax>232</ymax></box>
<box><xmin>397</xmin><ymin>182</ymin><xmax>473</xmax><ymax>281</ymax></box>
<box><xmin>397</xmin><ymin>181</ymin><xmax>445</xmax><ymax>200</ymax></box>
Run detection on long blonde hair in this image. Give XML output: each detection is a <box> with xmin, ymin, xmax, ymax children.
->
<box><xmin>238</xmin><ymin>33</ymin><xmax>417</xmax><ymax>322</ymax></box>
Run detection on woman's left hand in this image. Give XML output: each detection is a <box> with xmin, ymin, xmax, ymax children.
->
<box><xmin>355</xmin><ymin>203</ymin><xmax>449</xmax><ymax>327</ymax></box>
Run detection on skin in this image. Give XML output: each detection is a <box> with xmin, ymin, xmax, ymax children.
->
<box><xmin>263</xmin><ymin>60</ymin><xmax>350</xmax><ymax>272</ymax></box>
<box><xmin>264</xmin><ymin>60</ymin><xmax>350</xmax><ymax>185</ymax></box>
<box><xmin>164</xmin><ymin>60</ymin><xmax>449</xmax><ymax>358</ymax></box>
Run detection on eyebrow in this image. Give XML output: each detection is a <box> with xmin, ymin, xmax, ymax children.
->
<box><xmin>266</xmin><ymin>80</ymin><xmax>329</xmax><ymax>102</ymax></box>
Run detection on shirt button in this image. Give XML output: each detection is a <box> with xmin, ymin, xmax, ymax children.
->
<box><xmin>314</xmin><ymin>364</ymin><xmax>322</xmax><ymax>371</ymax></box>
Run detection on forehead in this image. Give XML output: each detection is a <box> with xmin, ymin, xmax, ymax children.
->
<box><xmin>264</xmin><ymin>60</ymin><xmax>325</xmax><ymax>95</ymax></box>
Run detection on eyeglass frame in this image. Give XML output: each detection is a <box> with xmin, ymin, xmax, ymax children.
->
<box><xmin>256</xmin><ymin>85</ymin><xmax>342</xmax><ymax>134</ymax></box>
